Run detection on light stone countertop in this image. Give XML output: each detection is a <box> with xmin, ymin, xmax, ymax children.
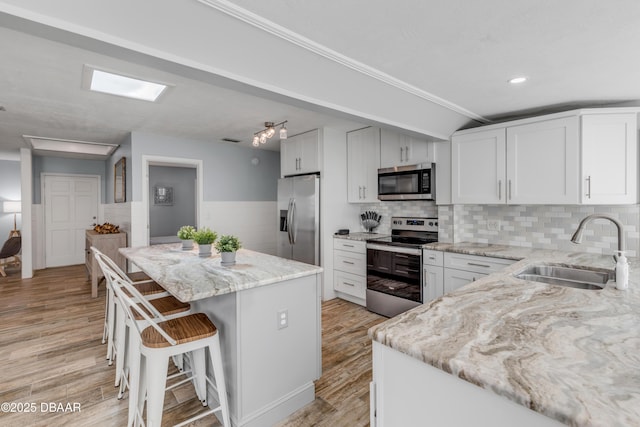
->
<box><xmin>369</xmin><ymin>243</ymin><xmax>640</xmax><ymax>427</ymax></box>
<box><xmin>120</xmin><ymin>245</ymin><xmax>322</xmax><ymax>302</ymax></box>
<box><xmin>333</xmin><ymin>232</ymin><xmax>388</xmax><ymax>242</ymax></box>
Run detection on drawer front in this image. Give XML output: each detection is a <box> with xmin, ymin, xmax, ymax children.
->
<box><xmin>334</xmin><ymin>270</ymin><xmax>366</xmax><ymax>299</ymax></box>
<box><xmin>444</xmin><ymin>252</ymin><xmax>514</xmax><ymax>274</ymax></box>
<box><xmin>333</xmin><ymin>239</ymin><xmax>366</xmax><ymax>254</ymax></box>
<box><xmin>334</xmin><ymin>250</ymin><xmax>366</xmax><ymax>275</ymax></box>
<box><xmin>423</xmin><ymin>249</ymin><xmax>444</xmax><ymax>266</ymax></box>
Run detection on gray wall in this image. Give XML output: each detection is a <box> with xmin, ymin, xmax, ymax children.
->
<box><xmin>149</xmin><ymin>165</ymin><xmax>197</xmax><ymax>237</ymax></box>
<box><xmin>130</xmin><ymin>132</ymin><xmax>280</xmax><ymax>202</ymax></box>
<box><xmin>0</xmin><ymin>160</ymin><xmax>22</xmax><ymax>239</ymax></box>
<box><xmin>32</xmin><ymin>156</ymin><xmax>107</xmax><ymax>204</ymax></box>
<box><xmin>106</xmin><ymin>134</ymin><xmax>132</xmax><ymax>204</ymax></box>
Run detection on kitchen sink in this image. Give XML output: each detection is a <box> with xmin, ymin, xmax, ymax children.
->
<box><xmin>514</xmin><ymin>264</ymin><xmax>614</xmax><ymax>290</ymax></box>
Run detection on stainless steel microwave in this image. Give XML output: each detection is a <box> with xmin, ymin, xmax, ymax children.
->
<box><xmin>377</xmin><ymin>163</ymin><xmax>435</xmax><ymax>201</ymax></box>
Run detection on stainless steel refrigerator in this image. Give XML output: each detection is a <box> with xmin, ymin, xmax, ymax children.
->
<box><xmin>277</xmin><ymin>174</ymin><xmax>320</xmax><ymax>265</ymax></box>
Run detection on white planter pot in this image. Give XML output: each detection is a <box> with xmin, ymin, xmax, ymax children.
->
<box><xmin>181</xmin><ymin>239</ymin><xmax>194</xmax><ymax>250</ymax></box>
<box><xmin>220</xmin><ymin>251</ymin><xmax>236</xmax><ymax>265</ymax></box>
<box><xmin>198</xmin><ymin>243</ymin><xmax>212</xmax><ymax>257</ymax></box>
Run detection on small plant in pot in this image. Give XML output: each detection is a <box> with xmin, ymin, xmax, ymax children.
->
<box><xmin>215</xmin><ymin>234</ymin><xmax>242</xmax><ymax>265</ymax></box>
<box><xmin>192</xmin><ymin>227</ymin><xmax>218</xmax><ymax>257</ymax></box>
<box><xmin>177</xmin><ymin>225</ymin><xmax>196</xmax><ymax>250</ymax></box>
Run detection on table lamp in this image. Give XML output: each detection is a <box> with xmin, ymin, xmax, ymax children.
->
<box><xmin>3</xmin><ymin>201</ymin><xmax>21</xmax><ymax>237</ymax></box>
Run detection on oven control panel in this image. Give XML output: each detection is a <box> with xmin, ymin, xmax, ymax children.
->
<box><xmin>391</xmin><ymin>217</ymin><xmax>438</xmax><ymax>232</ymax></box>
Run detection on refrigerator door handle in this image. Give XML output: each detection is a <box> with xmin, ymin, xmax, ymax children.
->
<box><xmin>290</xmin><ymin>198</ymin><xmax>297</xmax><ymax>244</ymax></box>
<box><xmin>287</xmin><ymin>198</ymin><xmax>294</xmax><ymax>244</ymax></box>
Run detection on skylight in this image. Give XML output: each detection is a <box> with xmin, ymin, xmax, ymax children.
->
<box><xmin>84</xmin><ymin>66</ymin><xmax>169</xmax><ymax>102</ymax></box>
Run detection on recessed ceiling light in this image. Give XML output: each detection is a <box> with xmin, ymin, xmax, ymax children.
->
<box><xmin>23</xmin><ymin>135</ymin><xmax>119</xmax><ymax>158</ymax></box>
<box><xmin>82</xmin><ymin>65</ymin><xmax>170</xmax><ymax>102</ymax></box>
<box><xmin>508</xmin><ymin>76</ymin><xmax>528</xmax><ymax>84</ymax></box>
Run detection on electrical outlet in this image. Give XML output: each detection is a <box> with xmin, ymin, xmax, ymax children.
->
<box><xmin>487</xmin><ymin>220</ymin><xmax>501</xmax><ymax>231</ymax></box>
<box><xmin>277</xmin><ymin>309</ymin><xmax>288</xmax><ymax>329</ymax></box>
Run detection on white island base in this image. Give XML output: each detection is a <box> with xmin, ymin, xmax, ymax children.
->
<box><xmin>188</xmin><ymin>274</ymin><xmax>321</xmax><ymax>427</ymax></box>
<box><xmin>371</xmin><ymin>342</ymin><xmax>563</xmax><ymax>427</ymax></box>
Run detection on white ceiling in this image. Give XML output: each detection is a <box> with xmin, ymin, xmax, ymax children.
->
<box><xmin>1</xmin><ymin>1</ymin><xmax>639</xmax><ymax>157</ymax></box>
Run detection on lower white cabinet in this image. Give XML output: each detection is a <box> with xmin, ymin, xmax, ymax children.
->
<box><xmin>443</xmin><ymin>268</ymin><xmax>487</xmax><ymax>294</ymax></box>
<box><xmin>423</xmin><ymin>249</ymin><xmax>444</xmax><ymax>303</ymax></box>
<box><xmin>333</xmin><ymin>239</ymin><xmax>366</xmax><ymax>304</ymax></box>
<box><xmin>443</xmin><ymin>252</ymin><xmax>515</xmax><ymax>294</ymax></box>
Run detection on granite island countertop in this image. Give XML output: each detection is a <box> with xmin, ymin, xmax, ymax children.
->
<box><xmin>369</xmin><ymin>245</ymin><xmax>640</xmax><ymax>426</ymax></box>
<box><xmin>120</xmin><ymin>245</ymin><xmax>322</xmax><ymax>302</ymax></box>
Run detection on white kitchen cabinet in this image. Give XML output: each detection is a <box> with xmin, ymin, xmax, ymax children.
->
<box><xmin>347</xmin><ymin>127</ymin><xmax>380</xmax><ymax>203</ymax></box>
<box><xmin>506</xmin><ymin>117</ymin><xmax>579</xmax><ymax>204</ymax></box>
<box><xmin>452</xmin><ymin>108</ymin><xmax>638</xmax><ymax>205</ymax></box>
<box><xmin>581</xmin><ymin>113</ymin><xmax>637</xmax><ymax>204</ymax></box>
<box><xmin>444</xmin><ymin>268</ymin><xmax>486</xmax><ymax>294</ymax></box>
<box><xmin>333</xmin><ymin>239</ymin><xmax>366</xmax><ymax>304</ymax></box>
<box><xmin>380</xmin><ymin>129</ymin><xmax>434</xmax><ymax>168</ymax></box>
<box><xmin>423</xmin><ymin>249</ymin><xmax>444</xmax><ymax>303</ymax></box>
<box><xmin>452</xmin><ymin>128</ymin><xmax>506</xmax><ymax>204</ymax></box>
<box><xmin>281</xmin><ymin>128</ymin><xmax>320</xmax><ymax>176</ymax></box>
<box><xmin>443</xmin><ymin>252</ymin><xmax>515</xmax><ymax>294</ymax></box>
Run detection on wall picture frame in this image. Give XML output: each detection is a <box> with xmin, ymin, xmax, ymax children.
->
<box><xmin>114</xmin><ymin>157</ymin><xmax>126</xmax><ymax>203</ymax></box>
<box><xmin>154</xmin><ymin>185</ymin><xmax>174</xmax><ymax>205</ymax></box>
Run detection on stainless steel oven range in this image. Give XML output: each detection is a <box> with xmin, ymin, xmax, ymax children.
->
<box><xmin>366</xmin><ymin>216</ymin><xmax>438</xmax><ymax>317</ymax></box>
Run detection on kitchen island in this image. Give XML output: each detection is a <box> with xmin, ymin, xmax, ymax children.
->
<box><xmin>369</xmin><ymin>245</ymin><xmax>640</xmax><ymax>427</ymax></box>
<box><xmin>120</xmin><ymin>244</ymin><xmax>323</xmax><ymax>427</ymax></box>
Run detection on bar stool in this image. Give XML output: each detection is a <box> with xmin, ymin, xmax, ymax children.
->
<box><xmin>110</xmin><ymin>274</ymin><xmax>230</xmax><ymax>427</ymax></box>
<box><xmin>91</xmin><ymin>247</ymin><xmax>169</xmax><ymax>366</ymax></box>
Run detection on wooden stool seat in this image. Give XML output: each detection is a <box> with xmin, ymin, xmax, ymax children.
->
<box><xmin>132</xmin><ymin>296</ymin><xmax>190</xmax><ymax>321</ymax></box>
<box><xmin>141</xmin><ymin>313</ymin><xmax>217</xmax><ymax>348</ymax></box>
<box><xmin>129</xmin><ymin>280</ymin><xmax>166</xmax><ymax>296</ymax></box>
<box><xmin>126</xmin><ymin>271</ymin><xmax>152</xmax><ymax>282</ymax></box>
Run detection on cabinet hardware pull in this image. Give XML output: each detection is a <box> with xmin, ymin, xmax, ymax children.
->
<box><xmin>358</xmin><ymin>186</ymin><xmax>363</xmax><ymax>199</ymax></box>
<box><xmin>467</xmin><ymin>262</ymin><xmax>490</xmax><ymax>268</ymax></box>
<box><xmin>498</xmin><ymin>180</ymin><xmax>502</xmax><ymax>200</ymax></box>
<box><xmin>428</xmin><ymin>256</ymin><xmax>436</xmax><ymax>260</ymax></box>
<box><xmin>508</xmin><ymin>180</ymin><xmax>512</xmax><ymax>200</ymax></box>
<box><xmin>298</xmin><ymin>157</ymin><xmax>302</xmax><ymax>169</ymax></box>
<box><xmin>343</xmin><ymin>244</ymin><xmax>354</xmax><ymax>247</ymax></box>
<box><xmin>344</xmin><ymin>282</ymin><xmax>356</xmax><ymax>287</ymax></box>
<box><xmin>405</xmin><ymin>146</ymin><xmax>409</xmax><ymax>161</ymax></box>
<box><xmin>586</xmin><ymin>175</ymin><xmax>591</xmax><ymax>199</ymax></box>
<box><xmin>400</xmin><ymin>147</ymin><xmax>404</xmax><ymax>162</ymax></box>
<box><xmin>343</xmin><ymin>260</ymin><xmax>355</xmax><ymax>265</ymax></box>
<box><xmin>363</xmin><ymin>186</ymin><xmax>366</xmax><ymax>199</ymax></box>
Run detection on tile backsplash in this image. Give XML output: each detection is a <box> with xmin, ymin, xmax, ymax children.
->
<box><xmin>361</xmin><ymin>202</ymin><xmax>640</xmax><ymax>257</ymax></box>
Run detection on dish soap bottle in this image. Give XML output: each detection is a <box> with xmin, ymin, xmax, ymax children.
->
<box><xmin>615</xmin><ymin>250</ymin><xmax>629</xmax><ymax>290</ymax></box>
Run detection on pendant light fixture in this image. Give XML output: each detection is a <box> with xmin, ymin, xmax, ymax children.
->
<box><xmin>252</xmin><ymin>121</ymin><xmax>288</xmax><ymax>147</ymax></box>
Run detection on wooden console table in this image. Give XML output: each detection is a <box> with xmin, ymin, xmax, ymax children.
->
<box><xmin>85</xmin><ymin>230</ymin><xmax>127</xmax><ymax>298</ymax></box>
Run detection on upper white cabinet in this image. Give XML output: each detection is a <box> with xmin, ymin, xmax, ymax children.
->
<box><xmin>281</xmin><ymin>129</ymin><xmax>320</xmax><ymax>176</ymax></box>
<box><xmin>506</xmin><ymin>117</ymin><xmax>579</xmax><ymax>204</ymax></box>
<box><xmin>581</xmin><ymin>113</ymin><xmax>637</xmax><ymax>204</ymax></box>
<box><xmin>347</xmin><ymin>127</ymin><xmax>380</xmax><ymax>203</ymax></box>
<box><xmin>451</xmin><ymin>108</ymin><xmax>639</xmax><ymax>205</ymax></box>
<box><xmin>380</xmin><ymin>129</ymin><xmax>434</xmax><ymax>168</ymax></box>
<box><xmin>452</xmin><ymin>128</ymin><xmax>506</xmax><ymax>204</ymax></box>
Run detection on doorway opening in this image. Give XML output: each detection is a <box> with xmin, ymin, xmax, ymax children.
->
<box><xmin>139</xmin><ymin>156</ymin><xmax>203</xmax><ymax>247</ymax></box>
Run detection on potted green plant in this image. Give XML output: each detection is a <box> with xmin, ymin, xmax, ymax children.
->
<box><xmin>192</xmin><ymin>227</ymin><xmax>218</xmax><ymax>257</ymax></box>
<box><xmin>177</xmin><ymin>225</ymin><xmax>196</xmax><ymax>250</ymax></box>
<box><xmin>215</xmin><ymin>234</ymin><xmax>242</xmax><ymax>265</ymax></box>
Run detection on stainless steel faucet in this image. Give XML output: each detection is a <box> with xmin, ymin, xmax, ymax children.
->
<box><xmin>570</xmin><ymin>214</ymin><xmax>625</xmax><ymax>253</ymax></box>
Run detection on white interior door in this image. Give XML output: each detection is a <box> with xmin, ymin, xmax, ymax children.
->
<box><xmin>44</xmin><ymin>175</ymin><xmax>99</xmax><ymax>267</ymax></box>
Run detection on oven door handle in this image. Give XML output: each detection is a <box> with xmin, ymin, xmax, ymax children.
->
<box><xmin>366</xmin><ymin>243</ymin><xmax>422</xmax><ymax>256</ymax></box>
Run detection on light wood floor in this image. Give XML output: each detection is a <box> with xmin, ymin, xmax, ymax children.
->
<box><xmin>0</xmin><ymin>265</ymin><xmax>385</xmax><ymax>426</ymax></box>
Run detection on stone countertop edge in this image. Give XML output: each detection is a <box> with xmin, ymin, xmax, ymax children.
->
<box><xmin>368</xmin><ymin>243</ymin><xmax>640</xmax><ymax>426</ymax></box>
<box><xmin>120</xmin><ymin>245</ymin><xmax>323</xmax><ymax>302</ymax></box>
<box><xmin>333</xmin><ymin>232</ymin><xmax>389</xmax><ymax>241</ymax></box>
